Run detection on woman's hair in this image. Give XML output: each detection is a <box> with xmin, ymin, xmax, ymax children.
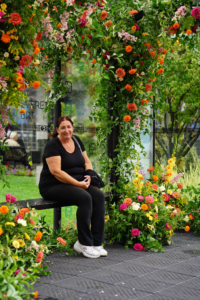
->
<box><xmin>52</xmin><ymin>116</ymin><xmax>74</xmax><ymax>138</ymax></box>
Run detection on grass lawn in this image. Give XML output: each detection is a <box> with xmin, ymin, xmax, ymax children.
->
<box><xmin>0</xmin><ymin>175</ymin><xmax>77</xmax><ymax>229</ymax></box>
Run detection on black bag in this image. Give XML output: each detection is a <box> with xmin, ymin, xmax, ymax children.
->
<box><xmin>84</xmin><ymin>169</ymin><xmax>105</xmax><ymax>189</ymax></box>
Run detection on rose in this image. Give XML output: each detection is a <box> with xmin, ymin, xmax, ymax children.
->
<box><xmin>158</xmin><ymin>186</ymin><xmax>165</xmax><ymax>192</ymax></box>
<box><xmin>119</xmin><ymin>203</ymin><xmax>128</xmax><ymax>211</ymax></box>
<box><xmin>137</xmin><ymin>195</ymin><xmax>144</xmax><ymax>202</ymax></box>
<box><xmin>131</xmin><ymin>228</ymin><xmax>140</xmax><ymax>237</ymax></box>
<box><xmin>133</xmin><ymin>243</ymin><xmax>145</xmax><ymax>251</ymax></box>
<box><xmin>191</xmin><ymin>7</ymin><xmax>200</xmax><ymax>19</ymax></box>
<box><xmin>145</xmin><ymin>195</ymin><xmax>154</xmax><ymax>203</ymax></box>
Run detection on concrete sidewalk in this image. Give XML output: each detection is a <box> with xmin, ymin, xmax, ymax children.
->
<box><xmin>34</xmin><ymin>232</ymin><xmax>200</xmax><ymax>300</ymax></box>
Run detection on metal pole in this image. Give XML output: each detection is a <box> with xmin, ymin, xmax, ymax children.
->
<box><xmin>53</xmin><ymin>59</ymin><xmax>62</xmax><ymax>230</ymax></box>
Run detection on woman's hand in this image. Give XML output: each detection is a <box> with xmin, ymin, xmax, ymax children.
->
<box><xmin>79</xmin><ymin>179</ymin><xmax>90</xmax><ymax>189</ymax></box>
<box><xmin>84</xmin><ymin>176</ymin><xmax>91</xmax><ymax>183</ymax></box>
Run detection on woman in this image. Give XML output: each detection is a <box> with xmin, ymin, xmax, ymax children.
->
<box><xmin>39</xmin><ymin>116</ymin><xmax>107</xmax><ymax>259</ymax></box>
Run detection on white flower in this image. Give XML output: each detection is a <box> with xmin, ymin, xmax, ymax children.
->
<box><xmin>4</xmin><ymin>52</ymin><xmax>9</xmax><ymax>58</ymax></box>
<box><xmin>119</xmin><ymin>77</ymin><xmax>124</xmax><ymax>81</ymax></box>
<box><xmin>112</xmin><ymin>44</ymin><xmax>118</xmax><ymax>49</ymax></box>
<box><xmin>141</xmin><ymin>72</ymin><xmax>145</xmax><ymax>75</ymax></box>
<box><xmin>155</xmin><ymin>205</ymin><xmax>158</xmax><ymax>213</ymax></box>
<box><xmin>158</xmin><ymin>186</ymin><xmax>166</xmax><ymax>192</ymax></box>
<box><xmin>17</xmin><ymin>219</ymin><xmax>27</xmax><ymax>226</ymax></box>
<box><xmin>184</xmin><ymin>215</ymin><xmax>190</xmax><ymax>222</ymax></box>
<box><xmin>131</xmin><ymin>202</ymin><xmax>140</xmax><ymax>211</ymax></box>
<box><xmin>14</xmin><ymin>56</ymin><xmax>20</xmax><ymax>61</ymax></box>
<box><xmin>31</xmin><ymin>241</ymin><xmax>38</xmax><ymax>249</ymax></box>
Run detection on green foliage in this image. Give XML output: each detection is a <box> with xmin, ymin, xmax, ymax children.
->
<box><xmin>184</xmin><ymin>184</ymin><xmax>200</xmax><ymax>235</ymax></box>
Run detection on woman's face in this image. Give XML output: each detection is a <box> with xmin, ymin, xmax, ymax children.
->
<box><xmin>57</xmin><ymin>120</ymin><xmax>73</xmax><ymax>139</ymax></box>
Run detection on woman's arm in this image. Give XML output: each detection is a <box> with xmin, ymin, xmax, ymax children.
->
<box><xmin>46</xmin><ymin>156</ymin><xmax>89</xmax><ymax>189</ymax></box>
<box><xmin>83</xmin><ymin>150</ymin><xmax>93</xmax><ymax>171</ymax></box>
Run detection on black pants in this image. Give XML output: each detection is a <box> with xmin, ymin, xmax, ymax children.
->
<box><xmin>41</xmin><ymin>184</ymin><xmax>105</xmax><ymax>246</ymax></box>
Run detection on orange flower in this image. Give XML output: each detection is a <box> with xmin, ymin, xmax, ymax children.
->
<box><xmin>156</xmin><ymin>68</ymin><xmax>164</xmax><ymax>75</ymax></box>
<box><xmin>173</xmin><ymin>23</ymin><xmax>179</xmax><ymax>29</ymax></box>
<box><xmin>148</xmin><ymin>78</ymin><xmax>153</xmax><ymax>82</ymax></box>
<box><xmin>19</xmin><ymin>109</ymin><xmax>26</xmax><ymax>114</ymax></box>
<box><xmin>129</xmin><ymin>69</ymin><xmax>137</xmax><ymax>75</ymax></box>
<box><xmin>162</xmin><ymin>50</ymin><xmax>167</xmax><ymax>54</ymax></box>
<box><xmin>189</xmin><ymin>213</ymin><xmax>194</xmax><ymax>220</ymax></box>
<box><xmin>172</xmin><ymin>192</ymin><xmax>180</xmax><ymax>199</ymax></box>
<box><xmin>116</xmin><ymin>68</ymin><xmax>126</xmax><ymax>77</ymax></box>
<box><xmin>82</xmin><ymin>10</ymin><xmax>88</xmax><ymax>19</ymax></box>
<box><xmin>147</xmin><ymin>166</ymin><xmax>154</xmax><ymax>172</ymax></box>
<box><xmin>53</xmin><ymin>5</ymin><xmax>58</xmax><ymax>11</ymax></box>
<box><xmin>153</xmin><ymin>175</ymin><xmax>158</xmax><ymax>181</ymax></box>
<box><xmin>57</xmin><ymin>23</ymin><xmax>62</xmax><ymax>28</ymax></box>
<box><xmin>0</xmin><ymin>205</ymin><xmax>9</xmax><ymax>214</ymax></box>
<box><xmin>32</xmin><ymin>81</ymin><xmax>40</xmax><ymax>89</ymax></box>
<box><xmin>177</xmin><ymin>183</ymin><xmax>183</xmax><ymax>189</ymax></box>
<box><xmin>144</xmin><ymin>42</ymin><xmax>151</xmax><ymax>49</ymax></box>
<box><xmin>186</xmin><ymin>30</ymin><xmax>192</xmax><ymax>35</ymax></box>
<box><xmin>81</xmin><ymin>35</ymin><xmax>85</xmax><ymax>39</ymax></box>
<box><xmin>151</xmin><ymin>184</ymin><xmax>158</xmax><ymax>190</ymax></box>
<box><xmin>123</xmin><ymin>198</ymin><xmax>132</xmax><ymax>207</ymax></box>
<box><xmin>125</xmin><ymin>84</ymin><xmax>132</xmax><ymax>91</ymax></box>
<box><xmin>46</xmin><ymin>88</ymin><xmax>49</xmax><ymax>92</ymax></box>
<box><xmin>126</xmin><ymin>45</ymin><xmax>132</xmax><ymax>53</ymax></box>
<box><xmin>129</xmin><ymin>10</ymin><xmax>138</xmax><ymax>15</ymax></box>
<box><xmin>145</xmin><ymin>83</ymin><xmax>152</xmax><ymax>92</ymax></box>
<box><xmin>141</xmin><ymin>204</ymin><xmax>148</xmax><ymax>211</ymax></box>
<box><xmin>154</xmin><ymin>213</ymin><xmax>158</xmax><ymax>219</ymax></box>
<box><xmin>124</xmin><ymin>115</ymin><xmax>131</xmax><ymax>122</ymax></box>
<box><xmin>91</xmin><ymin>59</ymin><xmax>97</xmax><ymax>64</ymax></box>
<box><xmin>16</xmin><ymin>76</ymin><xmax>23</xmax><ymax>83</ymax></box>
<box><xmin>127</xmin><ymin>103</ymin><xmax>137</xmax><ymax>111</ymax></box>
<box><xmin>171</xmin><ymin>49</ymin><xmax>175</xmax><ymax>53</ymax></box>
<box><xmin>150</xmin><ymin>51</ymin><xmax>155</xmax><ymax>57</ymax></box>
<box><xmin>162</xmin><ymin>194</ymin><xmax>169</xmax><ymax>202</ymax></box>
<box><xmin>100</xmin><ymin>10</ymin><xmax>107</xmax><ymax>20</ymax></box>
<box><xmin>1</xmin><ymin>34</ymin><xmax>11</xmax><ymax>43</ymax></box>
<box><xmin>66</xmin><ymin>46</ymin><xmax>73</xmax><ymax>53</ymax></box>
<box><xmin>29</xmin><ymin>217</ymin><xmax>35</xmax><ymax>225</ymax></box>
<box><xmin>160</xmin><ymin>60</ymin><xmax>164</xmax><ymax>65</ymax></box>
<box><xmin>185</xmin><ymin>226</ymin><xmax>190</xmax><ymax>232</ymax></box>
<box><xmin>141</xmin><ymin>99</ymin><xmax>149</xmax><ymax>105</ymax></box>
<box><xmin>33</xmin><ymin>47</ymin><xmax>40</xmax><ymax>55</ymax></box>
<box><xmin>104</xmin><ymin>20</ymin><xmax>113</xmax><ymax>28</ymax></box>
<box><xmin>18</xmin><ymin>83</ymin><xmax>25</xmax><ymax>92</ymax></box>
<box><xmin>34</xmin><ymin>231</ymin><xmax>42</xmax><ymax>242</ymax></box>
<box><xmin>132</xmin><ymin>26</ymin><xmax>137</xmax><ymax>31</ymax></box>
<box><xmin>0</xmin><ymin>228</ymin><xmax>3</xmax><ymax>236</ymax></box>
<box><xmin>34</xmin><ymin>291</ymin><xmax>39</xmax><ymax>299</ymax></box>
<box><xmin>57</xmin><ymin>237</ymin><xmax>66</xmax><ymax>245</ymax></box>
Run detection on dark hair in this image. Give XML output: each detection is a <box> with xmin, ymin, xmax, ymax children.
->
<box><xmin>52</xmin><ymin>116</ymin><xmax>74</xmax><ymax>138</ymax></box>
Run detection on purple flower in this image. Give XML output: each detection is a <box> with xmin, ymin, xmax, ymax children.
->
<box><xmin>0</xmin><ymin>12</ymin><xmax>7</xmax><ymax>23</ymax></box>
<box><xmin>26</xmin><ymin>166</ymin><xmax>28</xmax><ymax>169</ymax></box>
<box><xmin>6</xmin><ymin>172</ymin><xmax>10</xmax><ymax>175</ymax></box>
<box><xmin>119</xmin><ymin>203</ymin><xmax>128</xmax><ymax>211</ymax></box>
<box><xmin>14</xmin><ymin>270</ymin><xmax>20</xmax><ymax>276</ymax></box>
<box><xmin>137</xmin><ymin>195</ymin><xmax>144</xmax><ymax>202</ymax></box>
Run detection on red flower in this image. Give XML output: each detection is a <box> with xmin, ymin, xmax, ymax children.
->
<box><xmin>20</xmin><ymin>55</ymin><xmax>32</xmax><ymax>67</ymax></box>
<box><xmin>36</xmin><ymin>32</ymin><xmax>42</xmax><ymax>41</ymax></box>
<box><xmin>10</xmin><ymin>13</ymin><xmax>22</xmax><ymax>25</ymax></box>
<box><xmin>145</xmin><ymin>83</ymin><xmax>152</xmax><ymax>92</ymax></box>
<box><xmin>18</xmin><ymin>82</ymin><xmax>25</xmax><ymax>92</ymax></box>
<box><xmin>103</xmin><ymin>51</ymin><xmax>110</xmax><ymax>59</ymax></box>
<box><xmin>78</xmin><ymin>17</ymin><xmax>87</xmax><ymax>27</ymax></box>
<box><xmin>141</xmin><ymin>99</ymin><xmax>149</xmax><ymax>105</ymax></box>
<box><xmin>127</xmin><ymin>103</ymin><xmax>137</xmax><ymax>111</ymax></box>
<box><xmin>103</xmin><ymin>64</ymin><xmax>109</xmax><ymax>70</ymax></box>
<box><xmin>96</xmin><ymin>0</ymin><xmax>105</xmax><ymax>7</ymax></box>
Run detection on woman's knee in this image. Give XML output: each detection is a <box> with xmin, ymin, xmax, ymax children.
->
<box><xmin>80</xmin><ymin>192</ymin><xmax>93</xmax><ymax>206</ymax></box>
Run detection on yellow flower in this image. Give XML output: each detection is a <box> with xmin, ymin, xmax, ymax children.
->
<box><xmin>147</xmin><ymin>224</ymin><xmax>154</xmax><ymax>230</ymax></box>
<box><xmin>12</xmin><ymin>240</ymin><xmax>20</xmax><ymax>249</ymax></box>
<box><xmin>149</xmin><ymin>216</ymin><xmax>153</xmax><ymax>221</ymax></box>
<box><xmin>155</xmin><ymin>205</ymin><xmax>158</xmax><ymax>213</ymax></box>
<box><xmin>0</xmin><ymin>60</ymin><xmax>6</xmax><ymax>67</ymax></box>
<box><xmin>24</xmin><ymin>233</ymin><xmax>30</xmax><ymax>240</ymax></box>
<box><xmin>142</xmin><ymin>32</ymin><xmax>148</xmax><ymax>36</ymax></box>
<box><xmin>138</xmin><ymin>174</ymin><xmax>144</xmax><ymax>180</ymax></box>
<box><xmin>132</xmin><ymin>178</ymin><xmax>139</xmax><ymax>184</ymax></box>
<box><xmin>149</xmin><ymin>212</ymin><xmax>152</xmax><ymax>215</ymax></box>
<box><xmin>18</xmin><ymin>239</ymin><xmax>25</xmax><ymax>247</ymax></box>
<box><xmin>12</xmin><ymin>255</ymin><xmax>18</xmax><ymax>260</ymax></box>
<box><xmin>5</xmin><ymin>222</ymin><xmax>15</xmax><ymax>226</ymax></box>
<box><xmin>1</xmin><ymin>4</ymin><xmax>7</xmax><ymax>11</ymax></box>
<box><xmin>167</xmin><ymin>190</ymin><xmax>173</xmax><ymax>195</ymax></box>
<box><xmin>146</xmin><ymin>213</ymin><xmax>150</xmax><ymax>218</ymax></box>
<box><xmin>160</xmin><ymin>55</ymin><xmax>165</xmax><ymax>60</ymax></box>
<box><xmin>168</xmin><ymin>230</ymin><xmax>172</xmax><ymax>236</ymax></box>
<box><xmin>105</xmin><ymin>215</ymin><xmax>110</xmax><ymax>222</ymax></box>
<box><xmin>172</xmin><ymin>157</ymin><xmax>176</xmax><ymax>160</ymax></box>
<box><xmin>168</xmin><ymin>159</ymin><xmax>173</xmax><ymax>164</ymax></box>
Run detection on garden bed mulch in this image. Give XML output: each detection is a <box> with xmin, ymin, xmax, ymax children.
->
<box><xmin>33</xmin><ymin>232</ymin><xmax>200</xmax><ymax>300</ymax></box>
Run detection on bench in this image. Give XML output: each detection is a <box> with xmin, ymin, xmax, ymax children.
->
<box><xmin>1</xmin><ymin>194</ymin><xmax>119</xmax><ymax>231</ymax></box>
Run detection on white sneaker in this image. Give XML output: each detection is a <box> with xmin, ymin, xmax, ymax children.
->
<box><xmin>74</xmin><ymin>241</ymin><xmax>100</xmax><ymax>258</ymax></box>
<box><xmin>93</xmin><ymin>246</ymin><xmax>108</xmax><ymax>257</ymax></box>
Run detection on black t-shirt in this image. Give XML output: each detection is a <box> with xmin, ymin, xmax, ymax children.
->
<box><xmin>39</xmin><ymin>135</ymin><xmax>85</xmax><ymax>194</ymax></box>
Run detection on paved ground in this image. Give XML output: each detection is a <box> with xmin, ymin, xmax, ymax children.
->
<box><xmin>34</xmin><ymin>232</ymin><xmax>200</xmax><ymax>300</ymax></box>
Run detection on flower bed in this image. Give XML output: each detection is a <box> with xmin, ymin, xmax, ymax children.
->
<box><xmin>105</xmin><ymin>157</ymin><xmax>196</xmax><ymax>252</ymax></box>
<box><xmin>0</xmin><ymin>194</ymin><xmax>77</xmax><ymax>299</ymax></box>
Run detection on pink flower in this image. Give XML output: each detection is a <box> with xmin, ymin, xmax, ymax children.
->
<box><xmin>151</xmin><ymin>184</ymin><xmax>158</xmax><ymax>190</ymax></box>
<box><xmin>57</xmin><ymin>237</ymin><xmax>66</xmax><ymax>246</ymax></box>
<box><xmin>88</xmin><ymin>34</ymin><xmax>92</xmax><ymax>39</ymax></box>
<box><xmin>191</xmin><ymin>7</ymin><xmax>200</xmax><ymax>19</ymax></box>
<box><xmin>131</xmin><ymin>228</ymin><xmax>140</xmax><ymax>237</ymax></box>
<box><xmin>22</xmin><ymin>274</ymin><xmax>27</xmax><ymax>277</ymax></box>
<box><xmin>133</xmin><ymin>243</ymin><xmax>145</xmax><ymax>251</ymax></box>
<box><xmin>134</xmin><ymin>23</ymin><xmax>139</xmax><ymax>30</ymax></box>
<box><xmin>6</xmin><ymin>194</ymin><xmax>17</xmax><ymax>203</ymax></box>
<box><xmin>145</xmin><ymin>195</ymin><xmax>154</xmax><ymax>203</ymax></box>
<box><xmin>137</xmin><ymin>195</ymin><xmax>144</xmax><ymax>202</ymax></box>
<box><xmin>0</xmin><ymin>12</ymin><xmax>7</xmax><ymax>23</ymax></box>
<box><xmin>14</xmin><ymin>270</ymin><xmax>20</xmax><ymax>276</ymax></box>
<box><xmin>165</xmin><ymin>223</ymin><xmax>171</xmax><ymax>230</ymax></box>
<box><xmin>78</xmin><ymin>17</ymin><xmax>87</xmax><ymax>27</ymax></box>
<box><xmin>119</xmin><ymin>203</ymin><xmax>128</xmax><ymax>211</ymax></box>
<box><xmin>96</xmin><ymin>0</ymin><xmax>105</xmax><ymax>8</ymax></box>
